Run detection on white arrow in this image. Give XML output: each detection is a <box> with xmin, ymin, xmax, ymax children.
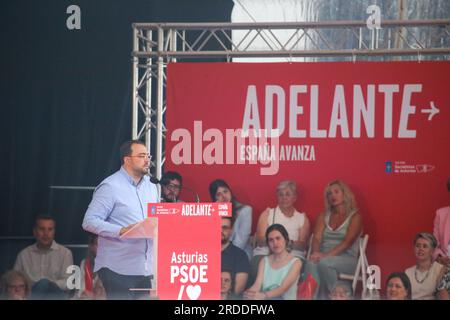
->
<box><xmin>421</xmin><ymin>101</ymin><xmax>440</xmax><ymax>121</ymax></box>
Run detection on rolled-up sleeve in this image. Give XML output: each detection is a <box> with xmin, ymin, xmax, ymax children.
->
<box><xmin>82</xmin><ymin>183</ymin><xmax>122</xmax><ymax>238</ymax></box>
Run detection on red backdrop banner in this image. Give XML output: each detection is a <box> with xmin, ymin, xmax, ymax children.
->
<box><xmin>165</xmin><ymin>61</ymin><xmax>450</xmax><ymax>286</ymax></box>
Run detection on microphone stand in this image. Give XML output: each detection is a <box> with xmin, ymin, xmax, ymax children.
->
<box><xmin>179</xmin><ymin>185</ymin><xmax>200</xmax><ymax>203</ymax></box>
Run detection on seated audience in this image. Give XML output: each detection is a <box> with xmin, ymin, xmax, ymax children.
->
<box><xmin>74</xmin><ymin>233</ymin><xmax>106</xmax><ymax>300</ymax></box>
<box><xmin>252</xmin><ymin>181</ymin><xmax>309</xmax><ymax>283</ymax></box>
<box><xmin>220</xmin><ymin>270</ymin><xmax>232</xmax><ymax>300</ymax></box>
<box><xmin>306</xmin><ymin>180</ymin><xmax>362</xmax><ymax>299</ymax></box>
<box><xmin>436</xmin><ymin>267</ymin><xmax>450</xmax><ymax>300</ymax></box>
<box><xmin>160</xmin><ymin>171</ymin><xmax>183</xmax><ymax>202</ymax></box>
<box><xmin>0</xmin><ymin>270</ymin><xmax>31</xmax><ymax>300</ymax></box>
<box><xmin>210</xmin><ymin>179</ymin><xmax>253</xmax><ymax>258</ymax></box>
<box><xmin>405</xmin><ymin>232</ymin><xmax>447</xmax><ymax>300</ymax></box>
<box><xmin>244</xmin><ymin>224</ymin><xmax>302</xmax><ymax>300</ymax></box>
<box><xmin>329</xmin><ymin>283</ymin><xmax>352</xmax><ymax>300</ymax></box>
<box><xmin>14</xmin><ymin>215</ymin><xmax>73</xmax><ymax>299</ymax></box>
<box><xmin>433</xmin><ymin>179</ymin><xmax>450</xmax><ymax>266</ymax></box>
<box><xmin>220</xmin><ymin>269</ymin><xmax>240</xmax><ymax>300</ymax></box>
<box><xmin>221</xmin><ymin>217</ymin><xmax>250</xmax><ymax>296</ymax></box>
<box><xmin>385</xmin><ymin>272</ymin><xmax>411</xmax><ymax>300</ymax></box>
<box><xmin>91</xmin><ymin>277</ymin><xmax>107</xmax><ymax>300</ymax></box>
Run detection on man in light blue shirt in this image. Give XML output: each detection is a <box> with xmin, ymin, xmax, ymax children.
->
<box><xmin>82</xmin><ymin>140</ymin><xmax>159</xmax><ymax>299</ymax></box>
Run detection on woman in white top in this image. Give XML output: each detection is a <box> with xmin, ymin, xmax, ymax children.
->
<box><xmin>405</xmin><ymin>232</ymin><xmax>446</xmax><ymax>300</ymax></box>
<box><xmin>249</xmin><ymin>181</ymin><xmax>309</xmax><ymax>287</ymax></box>
<box><xmin>254</xmin><ymin>180</ymin><xmax>310</xmax><ymax>259</ymax></box>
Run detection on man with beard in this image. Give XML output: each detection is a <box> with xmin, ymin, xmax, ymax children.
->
<box><xmin>160</xmin><ymin>171</ymin><xmax>183</xmax><ymax>203</ymax></box>
<box><xmin>221</xmin><ymin>217</ymin><xmax>250</xmax><ymax>297</ymax></box>
<box><xmin>83</xmin><ymin>140</ymin><xmax>159</xmax><ymax>299</ymax></box>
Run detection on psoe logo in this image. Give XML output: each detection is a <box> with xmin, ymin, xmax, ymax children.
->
<box><xmin>150</xmin><ymin>206</ymin><xmax>156</xmax><ymax>215</ymax></box>
<box><xmin>385</xmin><ymin>161</ymin><xmax>392</xmax><ymax>173</ymax></box>
<box><xmin>416</xmin><ymin>164</ymin><xmax>435</xmax><ymax>173</ymax></box>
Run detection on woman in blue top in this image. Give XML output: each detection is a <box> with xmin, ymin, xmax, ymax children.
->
<box><xmin>209</xmin><ymin>179</ymin><xmax>253</xmax><ymax>258</ymax></box>
<box><xmin>244</xmin><ymin>224</ymin><xmax>302</xmax><ymax>300</ymax></box>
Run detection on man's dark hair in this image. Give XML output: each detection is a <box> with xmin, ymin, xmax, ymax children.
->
<box><xmin>34</xmin><ymin>215</ymin><xmax>55</xmax><ymax>228</ymax></box>
<box><xmin>119</xmin><ymin>140</ymin><xmax>146</xmax><ymax>164</ymax></box>
<box><xmin>161</xmin><ymin>171</ymin><xmax>183</xmax><ymax>186</ymax></box>
<box><xmin>222</xmin><ymin>216</ymin><xmax>235</xmax><ymax>228</ymax></box>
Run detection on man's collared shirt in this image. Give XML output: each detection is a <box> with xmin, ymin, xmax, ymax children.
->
<box><xmin>14</xmin><ymin>241</ymin><xmax>73</xmax><ymax>290</ymax></box>
<box><xmin>83</xmin><ymin>167</ymin><xmax>159</xmax><ymax>276</ymax></box>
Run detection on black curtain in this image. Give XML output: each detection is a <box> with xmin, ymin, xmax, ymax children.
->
<box><xmin>0</xmin><ymin>0</ymin><xmax>233</xmax><ymax>273</ymax></box>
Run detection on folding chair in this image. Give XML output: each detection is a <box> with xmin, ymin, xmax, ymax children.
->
<box><xmin>338</xmin><ymin>234</ymin><xmax>372</xmax><ymax>299</ymax></box>
<box><xmin>306</xmin><ymin>233</ymin><xmax>313</xmax><ymax>260</ymax></box>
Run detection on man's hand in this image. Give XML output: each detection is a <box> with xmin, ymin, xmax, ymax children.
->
<box><xmin>243</xmin><ymin>290</ymin><xmax>267</xmax><ymax>300</ymax></box>
<box><xmin>119</xmin><ymin>223</ymin><xmax>138</xmax><ymax>236</ymax></box>
<box><xmin>309</xmin><ymin>252</ymin><xmax>326</xmax><ymax>263</ymax></box>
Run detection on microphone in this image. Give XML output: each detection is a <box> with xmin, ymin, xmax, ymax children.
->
<box><xmin>149</xmin><ymin>175</ymin><xmax>200</xmax><ymax>203</ymax></box>
<box><xmin>149</xmin><ymin>176</ymin><xmax>160</xmax><ymax>185</ymax></box>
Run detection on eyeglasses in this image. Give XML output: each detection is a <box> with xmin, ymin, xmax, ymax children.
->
<box><xmin>8</xmin><ymin>284</ymin><xmax>26</xmax><ymax>290</ymax></box>
<box><xmin>128</xmin><ymin>153</ymin><xmax>152</xmax><ymax>160</ymax></box>
<box><xmin>165</xmin><ymin>183</ymin><xmax>181</xmax><ymax>191</ymax></box>
<box><xmin>277</xmin><ymin>192</ymin><xmax>295</xmax><ymax>198</ymax></box>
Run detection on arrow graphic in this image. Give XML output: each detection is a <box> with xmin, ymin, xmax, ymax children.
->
<box><xmin>421</xmin><ymin>101</ymin><xmax>440</xmax><ymax>121</ymax></box>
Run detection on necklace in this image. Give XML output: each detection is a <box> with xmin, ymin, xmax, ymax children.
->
<box><xmin>414</xmin><ymin>266</ymin><xmax>431</xmax><ymax>284</ymax></box>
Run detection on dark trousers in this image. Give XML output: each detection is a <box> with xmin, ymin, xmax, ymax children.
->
<box><xmin>98</xmin><ymin>268</ymin><xmax>152</xmax><ymax>300</ymax></box>
<box><xmin>31</xmin><ymin>279</ymin><xmax>67</xmax><ymax>300</ymax></box>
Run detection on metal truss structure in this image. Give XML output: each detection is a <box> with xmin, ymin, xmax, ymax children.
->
<box><xmin>131</xmin><ymin>19</ymin><xmax>450</xmax><ymax>179</ymax></box>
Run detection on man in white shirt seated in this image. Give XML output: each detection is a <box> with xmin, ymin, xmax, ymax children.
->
<box><xmin>14</xmin><ymin>215</ymin><xmax>73</xmax><ymax>299</ymax></box>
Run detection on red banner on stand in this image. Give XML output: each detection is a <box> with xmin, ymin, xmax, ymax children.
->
<box><xmin>148</xmin><ymin>202</ymin><xmax>231</xmax><ymax>300</ymax></box>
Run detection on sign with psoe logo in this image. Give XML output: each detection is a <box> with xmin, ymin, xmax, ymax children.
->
<box><xmin>147</xmin><ymin>202</ymin><xmax>232</xmax><ymax>300</ymax></box>
<box><xmin>385</xmin><ymin>161</ymin><xmax>437</xmax><ymax>174</ymax></box>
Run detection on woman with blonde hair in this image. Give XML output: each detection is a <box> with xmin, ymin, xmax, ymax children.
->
<box><xmin>306</xmin><ymin>180</ymin><xmax>362</xmax><ymax>299</ymax></box>
<box><xmin>405</xmin><ymin>232</ymin><xmax>447</xmax><ymax>300</ymax></box>
<box><xmin>0</xmin><ymin>270</ymin><xmax>31</xmax><ymax>300</ymax></box>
